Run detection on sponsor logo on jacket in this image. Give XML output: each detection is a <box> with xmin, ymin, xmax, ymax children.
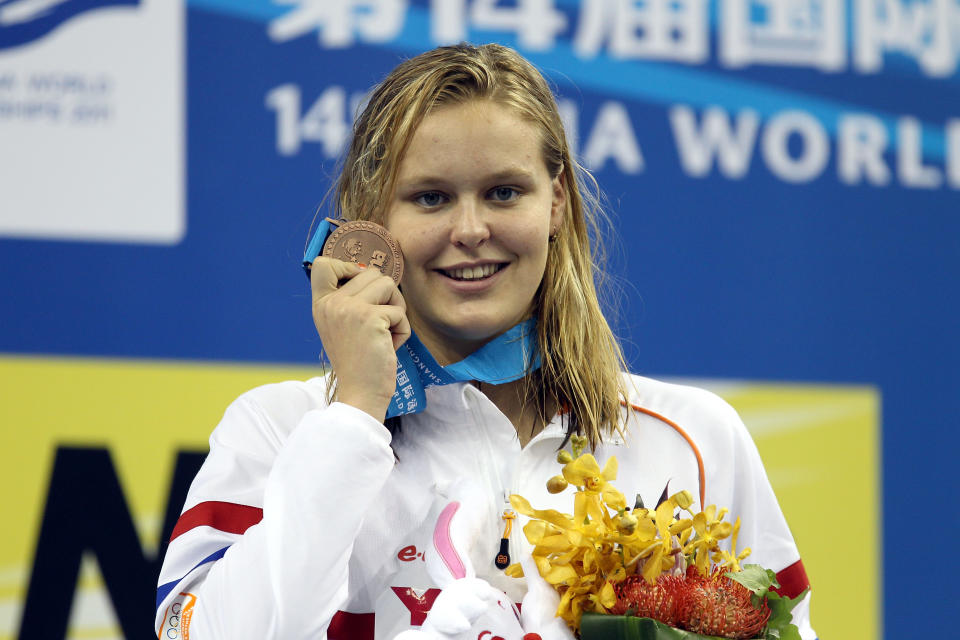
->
<box><xmin>158</xmin><ymin>592</ymin><xmax>196</xmax><ymax>640</ymax></box>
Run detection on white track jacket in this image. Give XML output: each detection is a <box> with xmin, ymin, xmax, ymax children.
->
<box><xmin>156</xmin><ymin>375</ymin><xmax>816</xmax><ymax>639</ymax></box>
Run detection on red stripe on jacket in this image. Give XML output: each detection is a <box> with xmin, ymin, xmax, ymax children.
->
<box><xmin>169</xmin><ymin>500</ymin><xmax>264</xmax><ymax>542</ymax></box>
<box><xmin>773</xmin><ymin>559</ymin><xmax>810</xmax><ymax>600</ymax></box>
<box><xmin>328</xmin><ymin>611</ymin><xmax>375</xmax><ymax>639</ymax></box>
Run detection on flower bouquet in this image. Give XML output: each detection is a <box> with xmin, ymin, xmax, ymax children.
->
<box><xmin>505</xmin><ymin>436</ymin><xmax>806</xmax><ymax>640</ymax></box>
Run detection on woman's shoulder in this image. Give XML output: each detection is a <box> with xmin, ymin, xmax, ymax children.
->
<box><xmin>235</xmin><ymin>374</ymin><xmax>332</xmax><ymax>415</ymax></box>
<box><xmin>620</xmin><ymin>373</ymin><xmax>741</xmax><ymax>425</ymax></box>
<box><xmin>210</xmin><ymin>374</ymin><xmax>333</xmax><ymax>445</ymax></box>
<box><xmin>617</xmin><ymin>373</ymin><xmax>750</xmax><ymax>452</ymax></box>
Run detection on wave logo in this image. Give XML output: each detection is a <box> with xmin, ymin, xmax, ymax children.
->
<box><xmin>0</xmin><ymin>0</ymin><xmax>141</xmax><ymax>50</ymax></box>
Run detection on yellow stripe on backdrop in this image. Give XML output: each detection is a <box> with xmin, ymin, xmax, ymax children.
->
<box><xmin>0</xmin><ymin>357</ymin><xmax>879</xmax><ymax>640</ymax></box>
<box><xmin>0</xmin><ymin>355</ymin><xmax>323</xmax><ymax>640</ymax></box>
<box><xmin>715</xmin><ymin>382</ymin><xmax>880</xmax><ymax>640</ymax></box>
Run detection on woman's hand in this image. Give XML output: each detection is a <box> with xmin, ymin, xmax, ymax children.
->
<box><xmin>311</xmin><ymin>257</ymin><xmax>411</xmax><ymax>422</ymax></box>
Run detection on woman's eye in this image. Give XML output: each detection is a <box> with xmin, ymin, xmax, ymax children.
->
<box><xmin>490</xmin><ymin>186</ymin><xmax>519</xmax><ymax>202</ymax></box>
<box><xmin>414</xmin><ymin>192</ymin><xmax>446</xmax><ymax>207</ymax></box>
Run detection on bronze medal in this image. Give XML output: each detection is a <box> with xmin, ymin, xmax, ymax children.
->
<box><xmin>321</xmin><ymin>219</ymin><xmax>404</xmax><ymax>285</ymax></box>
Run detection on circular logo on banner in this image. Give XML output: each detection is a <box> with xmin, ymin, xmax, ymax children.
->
<box><xmin>322</xmin><ymin>220</ymin><xmax>404</xmax><ymax>285</ymax></box>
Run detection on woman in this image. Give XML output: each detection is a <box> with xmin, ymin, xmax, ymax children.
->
<box><xmin>156</xmin><ymin>44</ymin><xmax>815</xmax><ymax>639</ymax></box>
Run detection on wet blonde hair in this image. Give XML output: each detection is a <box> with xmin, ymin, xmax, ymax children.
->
<box><xmin>332</xmin><ymin>43</ymin><xmax>629</xmax><ymax>446</ymax></box>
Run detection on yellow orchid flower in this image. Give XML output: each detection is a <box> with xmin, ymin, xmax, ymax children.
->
<box><xmin>510</xmin><ymin>495</ymin><xmax>576</xmax><ymax>530</ymax></box>
<box><xmin>672</xmin><ymin>489</ymin><xmax>694</xmax><ymax>511</ymax></box>
<box><xmin>629</xmin><ymin>491</ymin><xmax>694</xmax><ymax>584</ymax></box>
<box><xmin>683</xmin><ymin>504</ymin><xmax>734</xmax><ymax>575</ymax></box>
<box><xmin>714</xmin><ymin>516</ymin><xmax>752</xmax><ymax>572</ymax></box>
<box><xmin>561</xmin><ymin>454</ymin><xmax>617</xmax><ymax>489</ymax></box>
<box><xmin>589</xmin><ymin>580</ymin><xmax>617</xmax><ymax>610</ymax></box>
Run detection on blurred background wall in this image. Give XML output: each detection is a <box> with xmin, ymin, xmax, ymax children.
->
<box><xmin>3</xmin><ymin>1</ymin><xmax>958</xmax><ymax>638</ymax></box>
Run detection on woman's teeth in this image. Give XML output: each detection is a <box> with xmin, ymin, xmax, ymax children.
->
<box><xmin>444</xmin><ymin>264</ymin><xmax>502</xmax><ymax>280</ymax></box>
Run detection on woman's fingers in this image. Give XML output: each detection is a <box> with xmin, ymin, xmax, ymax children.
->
<box><xmin>310</xmin><ymin>257</ymin><xmax>364</xmax><ymax>301</ymax></box>
<box><xmin>390</xmin><ymin>308</ymin><xmax>411</xmax><ymax>352</ymax></box>
<box><xmin>338</xmin><ymin>267</ymin><xmax>406</xmax><ymax>308</ymax></box>
<box><xmin>368</xmin><ymin>299</ymin><xmax>409</xmax><ymax>342</ymax></box>
<box><xmin>316</xmin><ymin>262</ymin><xmax>409</xmax><ymax>343</ymax></box>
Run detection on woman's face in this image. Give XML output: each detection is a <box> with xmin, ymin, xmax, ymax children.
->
<box><xmin>385</xmin><ymin>100</ymin><xmax>565</xmax><ymax>364</ymax></box>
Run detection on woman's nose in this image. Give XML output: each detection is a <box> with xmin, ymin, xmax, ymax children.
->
<box><xmin>448</xmin><ymin>198</ymin><xmax>490</xmax><ymax>248</ymax></box>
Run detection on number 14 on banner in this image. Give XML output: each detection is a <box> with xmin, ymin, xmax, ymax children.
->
<box><xmin>431</xmin><ymin>0</ymin><xmax>567</xmax><ymax>50</ymax></box>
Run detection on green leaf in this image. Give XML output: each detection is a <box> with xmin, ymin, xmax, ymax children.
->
<box><xmin>726</xmin><ymin>565</ymin><xmax>807</xmax><ymax>640</ymax></box>
<box><xmin>764</xmin><ymin>588</ymin><xmax>809</xmax><ymax>640</ymax></box>
<box><xmin>725</xmin><ymin>564</ymin><xmax>779</xmax><ymax>600</ymax></box>
<box><xmin>580</xmin><ymin>614</ymin><xmax>736</xmax><ymax>640</ymax></box>
<box><xmin>766</xmin><ymin>621</ymin><xmax>802</xmax><ymax>640</ymax></box>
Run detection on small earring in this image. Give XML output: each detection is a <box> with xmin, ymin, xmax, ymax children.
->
<box><xmin>549</xmin><ymin>226</ymin><xmax>559</xmax><ymax>242</ymax></box>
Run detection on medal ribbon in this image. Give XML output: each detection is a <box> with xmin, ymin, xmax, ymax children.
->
<box><xmin>388</xmin><ymin>319</ymin><xmax>540</xmax><ymax>418</ymax></box>
<box><xmin>302</xmin><ymin>217</ymin><xmax>335</xmax><ymax>273</ymax></box>
<box><xmin>303</xmin><ymin>218</ymin><xmax>541</xmax><ymax>418</ymax></box>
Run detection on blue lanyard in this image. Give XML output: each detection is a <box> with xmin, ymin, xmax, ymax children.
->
<box><xmin>389</xmin><ymin>319</ymin><xmax>540</xmax><ymax>418</ymax></box>
<box><xmin>302</xmin><ymin>216</ymin><xmax>335</xmax><ymax>274</ymax></box>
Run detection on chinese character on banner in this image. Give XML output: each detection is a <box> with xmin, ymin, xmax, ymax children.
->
<box><xmin>854</xmin><ymin>0</ymin><xmax>958</xmax><ymax>77</ymax></box>
<box><xmin>268</xmin><ymin>0</ymin><xmax>408</xmax><ymax>48</ymax></box>
<box><xmin>573</xmin><ymin>0</ymin><xmax>708</xmax><ymax>63</ymax></box>
<box><xmin>430</xmin><ymin>0</ymin><xmax>566</xmax><ymax>51</ymax></box>
<box><xmin>720</xmin><ymin>0</ymin><xmax>846</xmax><ymax>71</ymax></box>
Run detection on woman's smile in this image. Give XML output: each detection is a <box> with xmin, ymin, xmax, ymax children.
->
<box><xmin>436</xmin><ymin>262</ymin><xmax>507</xmax><ymax>282</ymax></box>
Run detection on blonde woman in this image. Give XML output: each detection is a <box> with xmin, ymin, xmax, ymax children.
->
<box><xmin>156</xmin><ymin>44</ymin><xmax>815</xmax><ymax>640</ymax></box>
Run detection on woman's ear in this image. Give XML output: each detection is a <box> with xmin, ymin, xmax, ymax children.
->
<box><xmin>550</xmin><ymin>168</ymin><xmax>567</xmax><ymax>232</ymax></box>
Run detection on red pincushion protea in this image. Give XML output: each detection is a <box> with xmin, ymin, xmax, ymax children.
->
<box><xmin>610</xmin><ymin>573</ymin><xmax>690</xmax><ymax>628</ymax></box>
<box><xmin>683</xmin><ymin>567</ymin><xmax>771</xmax><ymax>639</ymax></box>
<box><xmin>611</xmin><ymin>567</ymin><xmax>771</xmax><ymax>639</ymax></box>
